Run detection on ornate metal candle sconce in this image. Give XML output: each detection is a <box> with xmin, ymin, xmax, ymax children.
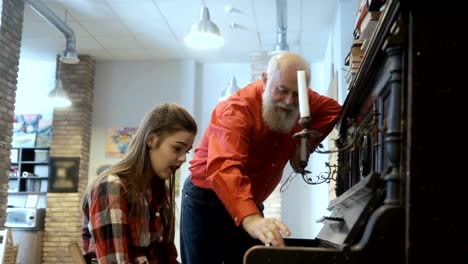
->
<box><xmin>316</xmin><ymin>110</ymin><xmax>385</xmax><ymax>155</ymax></box>
<box><xmin>291</xmin><ymin>116</ymin><xmax>322</xmax><ymax>174</ymax></box>
<box><xmin>280</xmin><ymin>162</ymin><xmax>349</xmax><ymax>192</ymax></box>
<box><xmin>281</xmin><ymin>110</ymin><xmax>385</xmax><ymax>191</ymax></box>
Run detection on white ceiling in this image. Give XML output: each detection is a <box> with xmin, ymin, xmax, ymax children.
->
<box><xmin>20</xmin><ymin>0</ymin><xmax>337</xmax><ymax>63</ymax></box>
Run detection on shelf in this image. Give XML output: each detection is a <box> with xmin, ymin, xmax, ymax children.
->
<box><xmin>9</xmin><ymin>147</ymin><xmax>50</xmax><ymax>194</ymax></box>
<box><xmin>17</xmin><ymin>176</ymin><xmax>48</xmax><ymax>180</ymax></box>
<box><xmin>8</xmin><ymin>191</ymin><xmax>47</xmax><ymax>195</ymax></box>
<box><xmin>20</xmin><ymin>161</ymin><xmax>49</xmax><ymax>165</ymax></box>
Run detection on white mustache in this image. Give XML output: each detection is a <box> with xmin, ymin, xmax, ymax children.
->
<box><xmin>275</xmin><ymin>102</ymin><xmax>296</xmax><ymax>111</ymax></box>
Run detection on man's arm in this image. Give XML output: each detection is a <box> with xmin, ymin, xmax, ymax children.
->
<box><xmin>241</xmin><ymin>213</ymin><xmax>291</xmax><ymax>247</ymax></box>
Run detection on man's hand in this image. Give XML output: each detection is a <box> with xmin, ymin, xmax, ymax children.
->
<box><xmin>290</xmin><ymin>140</ymin><xmax>316</xmax><ymax>172</ymax></box>
<box><xmin>290</xmin><ymin>143</ymin><xmax>303</xmax><ymax>172</ymax></box>
<box><xmin>241</xmin><ymin>214</ymin><xmax>291</xmax><ymax>247</ymax></box>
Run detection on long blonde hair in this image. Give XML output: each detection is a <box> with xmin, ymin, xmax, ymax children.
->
<box><xmin>83</xmin><ymin>103</ymin><xmax>197</xmax><ymax>242</ymax></box>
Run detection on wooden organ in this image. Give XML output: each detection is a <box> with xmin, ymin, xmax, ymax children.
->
<box><xmin>244</xmin><ymin>1</ymin><xmax>467</xmax><ymax>263</ymax></box>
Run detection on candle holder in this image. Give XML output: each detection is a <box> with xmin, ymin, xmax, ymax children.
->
<box><xmin>281</xmin><ymin>111</ymin><xmax>385</xmax><ymax>191</ymax></box>
<box><xmin>280</xmin><ymin>162</ymin><xmax>348</xmax><ymax>192</ymax></box>
<box><xmin>293</xmin><ymin>116</ymin><xmax>322</xmax><ymax>138</ymax></box>
<box><xmin>292</xmin><ymin>116</ymin><xmax>322</xmax><ymax>175</ymax></box>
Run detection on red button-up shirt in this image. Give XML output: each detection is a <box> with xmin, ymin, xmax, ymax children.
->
<box><xmin>190</xmin><ymin>80</ymin><xmax>341</xmax><ymax>226</ymax></box>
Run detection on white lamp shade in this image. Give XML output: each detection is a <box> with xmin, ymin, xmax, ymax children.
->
<box><xmin>219</xmin><ymin>75</ymin><xmax>240</xmax><ymax>101</ymax></box>
<box><xmin>48</xmin><ymin>79</ymin><xmax>71</xmax><ymax>107</ymax></box>
<box><xmin>184</xmin><ymin>6</ymin><xmax>223</xmax><ymax>49</ymax></box>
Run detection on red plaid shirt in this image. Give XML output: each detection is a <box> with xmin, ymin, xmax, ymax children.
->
<box><xmin>82</xmin><ymin>175</ymin><xmax>178</xmax><ymax>263</ymax></box>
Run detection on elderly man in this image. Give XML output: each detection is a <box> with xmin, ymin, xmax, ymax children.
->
<box><xmin>181</xmin><ymin>52</ymin><xmax>342</xmax><ymax>264</ymax></box>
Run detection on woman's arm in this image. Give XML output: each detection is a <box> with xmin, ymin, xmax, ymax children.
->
<box><xmin>88</xmin><ymin>175</ymin><xmax>135</xmax><ymax>263</ymax></box>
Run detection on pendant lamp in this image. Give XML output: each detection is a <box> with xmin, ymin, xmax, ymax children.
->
<box><xmin>48</xmin><ymin>59</ymin><xmax>71</xmax><ymax>107</ymax></box>
<box><xmin>219</xmin><ymin>75</ymin><xmax>240</xmax><ymax>101</ymax></box>
<box><xmin>48</xmin><ymin>78</ymin><xmax>71</xmax><ymax>107</ymax></box>
<box><xmin>184</xmin><ymin>5</ymin><xmax>224</xmax><ymax>49</ymax></box>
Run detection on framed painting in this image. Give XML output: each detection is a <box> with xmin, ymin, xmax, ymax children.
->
<box><xmin>12</xmin><ymin>113</ymin><xmax>43</xmax><ymax>148</ymax></box>
<box><xmin>48</xmin><ymin>157</ymin><xmax>80</xmax><ymax>193</ymax></box>
<box><xmin>35</xmin><ymin>117</ymin><xmax>53</xmax><ymax>147</ymax></box>
<box><xmin>106</xmin><ymin>127</ymin><xmax>138</xmax><ymax>158</ymax></box>
<box><xmin>12</xmin><ymin>132</ymin><xmax>37</xmax><ymax>148</ymax></box>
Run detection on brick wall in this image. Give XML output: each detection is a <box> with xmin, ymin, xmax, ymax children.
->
<box><xmin>0</xmin><ymin>0</ymin><xmax>24</xmax><ymax>227</ymax></box>
<box><xmin>249</xmin><ymin>50</ymin><xmax>283</xmax><ymax>219</ymax></box>
<box><xmin>41</xmin><ymin>56</ymin><xmax>95</xmax><ymax>264</ymax></box>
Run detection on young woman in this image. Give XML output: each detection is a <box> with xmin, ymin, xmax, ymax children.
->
<box><xmin>82</xmin><ymin>103</ymin><xmax>197</xmax><ymax>264</ymax></box>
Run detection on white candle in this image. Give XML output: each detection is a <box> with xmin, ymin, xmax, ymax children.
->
<box><xmin>297</xmin><ymin>70</ymin><xmax>310</xmax><ymax>118</ymax></box>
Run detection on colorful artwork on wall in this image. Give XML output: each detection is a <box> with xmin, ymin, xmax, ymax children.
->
<box><xmin>12</xmin><ymin>114</ymin><xmax>41</xmax><ymax>148</ymax></box>
<box><xmin>105</xmin><ymin>127</ymin><xmax>138</xmax><ymax>158</ymax></box>
<box><xmin>12</xmin><ymin>132</ymin><xmax>37</xmax><ymax>148</ymax></box>
<box><xmin>35</xmin><ymin>118</ymin><xmax>53</xmax><ymax>147</ymax></box>
<box><xmin>12</xmin><ymin>114</ymin><xmax>52</xmax><ymax>148</ymax></box>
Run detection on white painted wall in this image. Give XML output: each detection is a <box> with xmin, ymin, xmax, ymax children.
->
<box><xmin>334</xmin><ymin>0</ymin><xmax>359</xmax><ymax>104</ymax></box>
<box><xmin>16</xmin><ymin>60</ymin><xmax>55</xmax><ymax>119</ymax></box>
<box><xmin>200</xmin><ymin>63</ymin><xmax>251</xmax><ymax>133</ymax></box>
<box><xmin>89</xmin><ymin>59</ymin><xmax>199</xmax><ymax>198</ymax></box>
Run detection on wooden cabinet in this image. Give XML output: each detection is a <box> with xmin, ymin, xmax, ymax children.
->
<box><xmin>8</xmin><ymin>148</ymin><xmax>50</xmax><ymax>194</ymax></box>
<box><xmin>335</xmin><ymin>1</ymin><xmax>466</xmax><ymax>262</ymax></box>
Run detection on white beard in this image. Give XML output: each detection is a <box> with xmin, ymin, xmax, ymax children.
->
<box><xmin>262</xmin><ymin>84</ymin><xmax>299</xmax><ymax>133</ymax></box>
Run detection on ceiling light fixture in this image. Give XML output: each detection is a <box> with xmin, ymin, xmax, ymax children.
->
<box><xmin>60</xmin><ymin>48</ymin><xmax>80</xmax><ymax>64</ymax></box>
<box><xmin>48</xmin><ymin>58</ymin><xmax>71</xmax><ymax>108</ymax></box>
<box><xmin>184</xmin><ymin>5</ymin><xmax>224</xmax><ymax>49</ymax></box>
<box><xmin>61</xmin><ymin>10</ymin><xmax>80</xmax><ymax>64</ymax></box>
<box><xmin>61</xmin><ymin>48</ymin><xmax>80</xmax><ymax>64</ymax></box>
<box><xmin>48</xmin><ymin>78</ymin><xmax>71</xmax><ymax>108</ymax></box>
<box><xmin>219</xmin><ymin>75</ymin><xmax>240</xmax><ymax>101</ymax></box>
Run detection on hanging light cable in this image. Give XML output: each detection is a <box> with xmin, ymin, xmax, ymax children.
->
<box><xmin>184</xmin><ymin>2</ymin><xmax>224</xmax><ymax>49</ymax></box>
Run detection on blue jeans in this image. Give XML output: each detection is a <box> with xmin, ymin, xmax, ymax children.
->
<box><xmin>180</xmin><ymin>177</ymin><xmax>263</xmax><ymax>264</ymax></box>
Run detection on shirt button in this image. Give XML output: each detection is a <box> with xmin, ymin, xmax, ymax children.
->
<box><xmin>272</xmin><ymin>163</ymin><xmax>275</xmax><ymax>167</ymax></box>
<box><xmin>234</xmin><ymin>217</ymin><xmax>237</xmax><ymax>222</ymax></box>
